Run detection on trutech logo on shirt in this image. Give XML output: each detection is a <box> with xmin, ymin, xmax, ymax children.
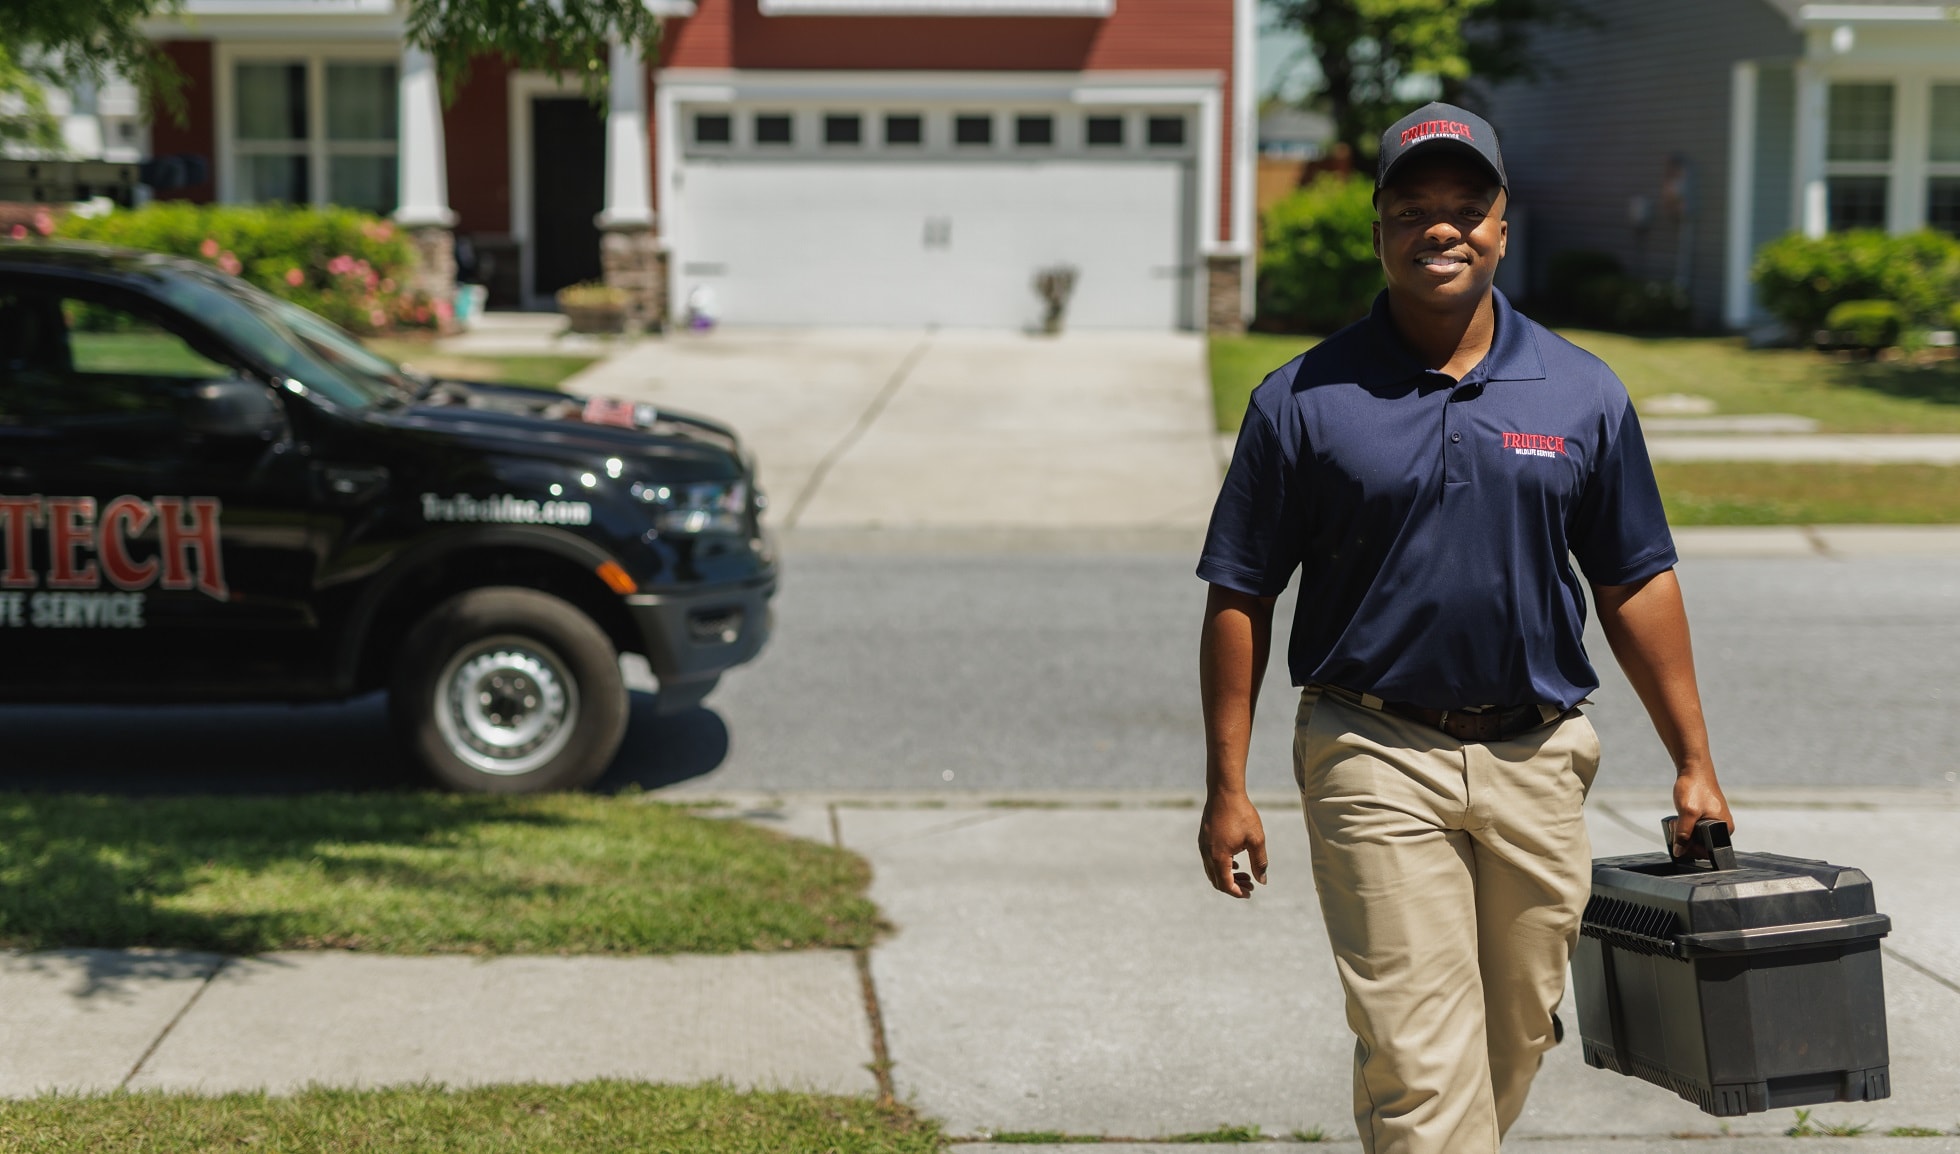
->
<box><xmin>1502</xmin><ymin>432</ymin><xmax>1567</xmax><ymax>459</ymax></box>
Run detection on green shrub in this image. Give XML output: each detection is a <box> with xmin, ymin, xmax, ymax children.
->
<box><xmin>1257</xmin><ymin>173</ymin><xmax>1382</xmax><ymax>333</ymax></box>
<box><xmin>1752</xmin><ymin>229</ymin><xmax>1960</xmax><ymax>338</ymax></box>
<box><xmin>1822</xmin><ymin>299</ymin><xmax>1904</xmax><ymax>349</ymax></box>
<box><xmin>1537</xmin><ymin>249</ymin><xmax>1690</xmax><ymax>332</ymax></box>
<box><xmin>56</xmin><ymin>202</ymin><xmax>445</xmax><ymax>336</ymax></box>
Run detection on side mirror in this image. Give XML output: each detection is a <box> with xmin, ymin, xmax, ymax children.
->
<box><xmin>185</xmin><ymin>378</ymin><xmax>288</xmax><ymax>441</ymax></box>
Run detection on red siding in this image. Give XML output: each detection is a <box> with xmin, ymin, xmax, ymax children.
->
<box><xmin>663</xmin><ymin>0</ymin><xmax>1228</xmax><ymax>72</ymax></box>
<box><xmin>658</xmin><ymin>0</ymin><xmax>1239</xmax><ymax>242</ymax></box>
<box><xmin>443</xmin><ymin>57</ymin><xmax>512</xmax><ymax>234</ymax></box>
<box><xmin>150</xmin><ymin>40</ymin><xmax>216</xmax><ymax>203</ymax></box>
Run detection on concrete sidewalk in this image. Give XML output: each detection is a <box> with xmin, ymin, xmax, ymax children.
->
<box><xmin>4</xmin><ymin>790</ymin><xmax>1954</xmax><ymax>1152</ymax></box>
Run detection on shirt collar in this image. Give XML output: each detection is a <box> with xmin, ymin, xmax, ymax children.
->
<box><xmin>1360</xmin><ymin>288</ymin><xmax>1548</xmax><ymax>387</ymax></box>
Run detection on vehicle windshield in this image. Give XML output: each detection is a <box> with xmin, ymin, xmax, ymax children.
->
<box><xmin>148</xmin><ymin>262</ymin><xmax>424</xmax><ymax>409</ymax></box>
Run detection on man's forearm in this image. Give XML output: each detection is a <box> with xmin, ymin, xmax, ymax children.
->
<box><xmin>1592</xmin><ymin>568</ymin><xmax>1713</xmax><ymax>775</ymax></box>
<box><xmin>1200</xmin><ymin>584</ymin><xmax>1276</xmax><ymax>795</ymax></box>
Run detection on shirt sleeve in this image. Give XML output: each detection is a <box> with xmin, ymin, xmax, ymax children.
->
<box><xmin>1569</xmin><ymin>395</ymin><xmax>1678</xmax><ymax>586</ymax></box>
<box><xmin>1196</xmin><ymin>400</ymin><xmax>1303</xmax><ymax>597</ymax></box>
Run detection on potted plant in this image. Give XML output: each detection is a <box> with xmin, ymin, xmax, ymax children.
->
<box><xmin>556</xmin><ymin>281</ymin><xmax>629</xmax><ymax>334</ymax></box>
<box><xmin>1033</xmin><ymin>264</ymin><xmax>1078</xmax><ymax>335</ymax></box>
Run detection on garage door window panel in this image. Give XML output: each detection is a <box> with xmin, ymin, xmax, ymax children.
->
<box><xmin>755</xmin><ymin>113</ymin><xmax>794</xmax><ymax>146</ymax></box>
<box><xmin>1016</xmin><ymin>115</ymin><xmax>1053</xmax><ymax>147</ymax></box>
<box><xmin>825</xmin><ymin>114</ymin><xmax>863</xmax><ymax>146</ymax></box>
<box><xmin>885</xmin><ymin>114</ymin><xmax>924</xmax><ymax>147</ymax></box>
<box><xmin>1086</xmin><ymin>115</ymin><xmax>1125</xmax><ymax>147</ymax></box>
<box><xmin>1147</xmin><ymin>115</ymin><xmax>1187</xmax><ymax>148</ymax></box>
<box><xmin>694</xmin><ymin>112</ymin><xmax>733</xmax><ymax>146</ymax></box>
<box><xmin>955</xmin><ymin>114</ymin><xmax>993</xmax><ymax>147</ymax></box>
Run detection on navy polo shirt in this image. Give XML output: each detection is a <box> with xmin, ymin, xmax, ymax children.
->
<box><xmin>1198</xmin><ymin>290</ymin><xmax>1676</xmax><ymax>711</ymax></box>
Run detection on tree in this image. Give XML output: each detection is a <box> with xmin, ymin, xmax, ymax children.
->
<box><xmin>1266</xmin><ymin>0</ymin><xmax>1587</xmax><ymax>159</ymax></box>
<box><xmin>3</xmin><ymin>0</ymin><xmax>185</xmax><ymax>146</ymax></box>
<box><xmin>405</xmin><ymin>0</ymin><xmax>665</xmax><ymax>102</ymax></box>
<box><xmin>1</xmin><ymin>0</ymin><xmax>661</xmax><ymax>138</ymax></box>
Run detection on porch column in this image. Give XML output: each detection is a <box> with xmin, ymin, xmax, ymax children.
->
<box><xmin>395</xmin><ymin>44</ymin><xmax>458</xmax><ymax>320</ymax></box>
<box><xmin>1793</xmin><ymin>61</ymin><xmax>1829</xmax><ymax>238</ymax></box>
<box><xmin>598</xmin><ymin>38</ymin><xmax>664</xmax><ymax>331</ymax></box>
<box><xmin>1725</xmin><ymin>61</ymin><xmax>1758</xmax><ymax>329</ymax></box>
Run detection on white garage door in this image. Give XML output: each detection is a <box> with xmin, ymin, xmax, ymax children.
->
<box><xmin>678</xmin><ymin>161</ymin><xmax>1194</xmax><ymax>330</ymax></box>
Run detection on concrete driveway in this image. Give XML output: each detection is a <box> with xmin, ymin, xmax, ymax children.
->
<box><xmin>563</xmin><ymin>329</ymin><xmax>1221</xmax><ymax>532</ymax></box>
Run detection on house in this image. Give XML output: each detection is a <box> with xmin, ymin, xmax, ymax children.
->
<box><xmin>134</xmin><ymin>0</ymin><xmax>1257</xmax><ymax>332</ymax></box>
<box><xmin>1479</xmin><ymin>0</ymin><xmax>1960</xmax><ymax>330</ymax></box>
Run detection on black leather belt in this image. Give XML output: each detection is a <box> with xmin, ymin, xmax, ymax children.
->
<box><xmin>1321</xmin><ymin>685</ymin><xmax>1559</xmax><ymax>743</ymax></box>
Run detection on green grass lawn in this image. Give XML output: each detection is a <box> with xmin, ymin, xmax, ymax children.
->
<box><xmin>365</xmin><ymin>339</ymin><xmax>596</xmax><ymax>391</ymax></box>
<box><xmin>1208</xmin><ymin>331</ymin><xmax>1960</xmax><ymax>524</ymax></box>
<box><xmin>0</xmin><ymin>1083</ymin><xmax>941</xmax><ymax>1154</ymax></box>
<box><xmin>0</xmin><ymin>794</ymin><xmax>880</xmax><ymax>955</ymax></box>
<box><xmin>1209</xmin><ymin>331</ymin><xmax>1960</xmax><ymax>435</ymax></box>
<box><xmin>1657</xmin><ymin>463</ymin><xmax>1960</xmax><ymax>525</ymax></box>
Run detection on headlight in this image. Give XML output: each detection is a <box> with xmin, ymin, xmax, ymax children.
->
<box><xmin>644</xmin><ymin>479</ymin><xmax>749</xmax><ymax>536</ymax></box>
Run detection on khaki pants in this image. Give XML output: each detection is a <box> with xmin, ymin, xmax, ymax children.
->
<box><xmin>1294</xmin><ymin>687</ymin><xmax>1600</xmax><ymax>1154</ymax></box>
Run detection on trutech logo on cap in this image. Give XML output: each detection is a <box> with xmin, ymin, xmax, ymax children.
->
<box><xmin>1400</xmin><ymin>119</ymin><xmax>1477</xmax><ymax>148</ymax></box>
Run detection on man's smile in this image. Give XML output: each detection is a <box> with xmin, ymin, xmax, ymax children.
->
<box><xmin>1416</xmin><ymin>253</ymin><xmax>1471</xmax><ymax>275</ymax></box>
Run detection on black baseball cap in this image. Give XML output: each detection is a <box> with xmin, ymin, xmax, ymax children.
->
<box><xmin>1375</xmin><ymin>102</ymin><xmax>1508</xmax><ymax>200</ymax></box>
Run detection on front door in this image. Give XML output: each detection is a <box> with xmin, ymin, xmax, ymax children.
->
<box><xmin>531</xmin><ymin>96</ymin><xmax>606</xmax><ymax>303</ymax></box>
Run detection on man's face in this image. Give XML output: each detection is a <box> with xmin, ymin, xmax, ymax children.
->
<box><xmin>1372</xmin><ymin>154</ymin><xmax>1507</xmax><ymax>311</ymax></box>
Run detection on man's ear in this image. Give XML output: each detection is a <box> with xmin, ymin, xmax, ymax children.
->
<box><xmin>1372</xmin><ymin>220</ymin><xmax>1382</xmax><ymax>261</ymax></box>
<box><xmin>1497</xmin><ymin>218</ymin><xmax>1508</xmax><ymax>262</ymax></box>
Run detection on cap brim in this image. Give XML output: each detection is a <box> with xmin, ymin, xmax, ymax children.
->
<box><xmin>1376</xmin><ymin>139</ymin><xmax>1506</xmax><ymax>197</ymax></box>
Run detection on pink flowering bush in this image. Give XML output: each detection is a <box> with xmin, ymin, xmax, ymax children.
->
<box><xmin>56</xmin><ymin>203</ymin><xmax>442</xmax><ymax>335</ymax></box>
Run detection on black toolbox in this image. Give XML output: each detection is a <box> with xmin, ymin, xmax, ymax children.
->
<box><xmin>1573</xmin><ymin>819</ymin><xmax>1892</xmax><ymax>1117</ymax></box>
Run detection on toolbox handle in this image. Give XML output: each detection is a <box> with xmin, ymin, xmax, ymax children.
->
<box><xmin>1661</xmin><ymin>816</ymin><xmax>1737</xmax><ymax>871</ymax></box>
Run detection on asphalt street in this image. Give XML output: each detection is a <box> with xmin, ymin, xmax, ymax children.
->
<box><xmin>5</xmin><ymin>542</ymin><xmax>1956</xmax><ymax>796</ymax></box>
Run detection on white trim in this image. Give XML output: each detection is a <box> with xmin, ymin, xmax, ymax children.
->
<box><xmin>759</xmin><ymin>0</ymin><xmax>1110</xmax><ymax>12</ymax></box>
<box><xmin>508</xmin><ymin>71</ymin><xmax>585</xmax><ymax>311</ymax></box>
<box><xmin>1797</xmin><ymin>5</ymin><xmax>1957</xmax><ymax>21</ymax></box>
<box><xmin>394</xmin><ymin>43</ymin><xmax>454</xmax><ymax>227</ymax></box>
<box><xmin>644</xmin><ymin>0</ymin><xmax>698</xmax><ymax>12</ymax></box>
<box><xmin>599</xmin><ymin>40</ymin><xmax>656</xmax><ymax>231</ymax></box>
<box><xmin>1230</xmin><ymin>0</ymin><xmax>1255</xmax><ymax>317</ymax></box>
<box><xmin>213</xmin><ymin>40</ymin><xmax>401</xmax><ymax>209</ymax></box>
<box><xmin>1793</xmin><ymin>60</ymin><xmax>1830</xmax><ymax>236</ymax></box>
<box><xmin>1726</xmin><ymin>61</ymin><xmax>1758</xmax><ymax>329</ymax></box>
<box><xmin>187</xmin><ymin>0</ymin><xmax>392</xmax><ymax>11</ymax></box>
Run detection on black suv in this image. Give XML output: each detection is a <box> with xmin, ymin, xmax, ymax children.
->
<box><xmin>0</xmin><ymin>244</ymin><xmax>774</xmax><ymax>791</ymax></box>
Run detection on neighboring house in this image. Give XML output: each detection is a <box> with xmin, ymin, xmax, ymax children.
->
<box><xmin>134</xmin><ymin>0</ymin><xmax>1257</xmax><ymax>332</ymax></box>
<box><xmin>1481</xmin><ymin>0</ymin><xmax>1960</xmax><ymax>330</ymax></box>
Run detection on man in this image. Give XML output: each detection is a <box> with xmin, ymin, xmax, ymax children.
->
<box><xmin>1194</xmin><ymin>103</ymin><xmax>1734</xmax><ymax>1154</ymax></box>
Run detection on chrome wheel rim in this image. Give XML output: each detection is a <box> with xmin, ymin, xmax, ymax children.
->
<box><xmin>433</xmin><ymin>635</ymin><xmax>579</xmax><ymax>776</ymax></box>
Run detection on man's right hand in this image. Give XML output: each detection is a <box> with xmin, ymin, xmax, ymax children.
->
<box><xmin>1199</xmin><ymin>791</ymin><xmax>1268</xmax><ymax>899</ymax></box>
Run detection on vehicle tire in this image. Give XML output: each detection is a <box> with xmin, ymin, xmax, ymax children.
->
<box><xmin>390</xmin><ymin>587</ymin><xmax>628</xmax><ymax>793</ymax></box>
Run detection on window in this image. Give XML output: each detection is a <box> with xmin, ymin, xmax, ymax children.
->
<box><xmin>1827</xmin><ymin>175</ymin><xmax>1889</xmax><ymax>231</ymax></box>
<box><xmin>884</xmin><ymin>114</ymin><xmax>923</xmax><ymax>146</ymax></box>
<box><xmin>825</xmin><ymin>114</ymin><xmax>862</xmax><ymax>146</ymax></box>
<box><xmin>1085</xmin><ymin>115</ymin><xmax>1124</xmax><ymax>147</ymax></box>
<box><xmin>1015</xmin><ymin>114</ymin><xmax>1053</xmax><ymax>147</ymax></box>
<box><xmin>1824</xmin><ymin>83</ymin><xmax>1893</xmax><ymax>231</ymax></box>
<box><xmin>230</xmin><ymin>57</ymin><xmax>398</xmax><ymax>214</ymax></box>
<box><xmin>1931</xmin><ymin>86</ymin><xmax>1960</xmax><ymax>237</ymax></box>
<box><xmin>754</xmin><ymin>113</ymin><xmax>794</xmax><ymax>146</ymax></box>
<box><xmin>0</xmin><ymin>292</ymin><xmax>231</xmax><ymax>426</ymax></box>
<box><xmin>234</xmin><ymin>62</ymin><xmax>308</xmax><ymax>204</ymax></box>
<box><xmin>1147</xmin><ymin>115</ymin><xmax>1186</xmax><ymax>147</ymax></box>
<box><xmin>955</xmin><ymin>114</ymin><xmax>993</xmax><ymax>146</ymax></box>
<box><xmin>694</xmin><ymin>113</ymin><xmax>733</xmax><ymax>145</ymax></box>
